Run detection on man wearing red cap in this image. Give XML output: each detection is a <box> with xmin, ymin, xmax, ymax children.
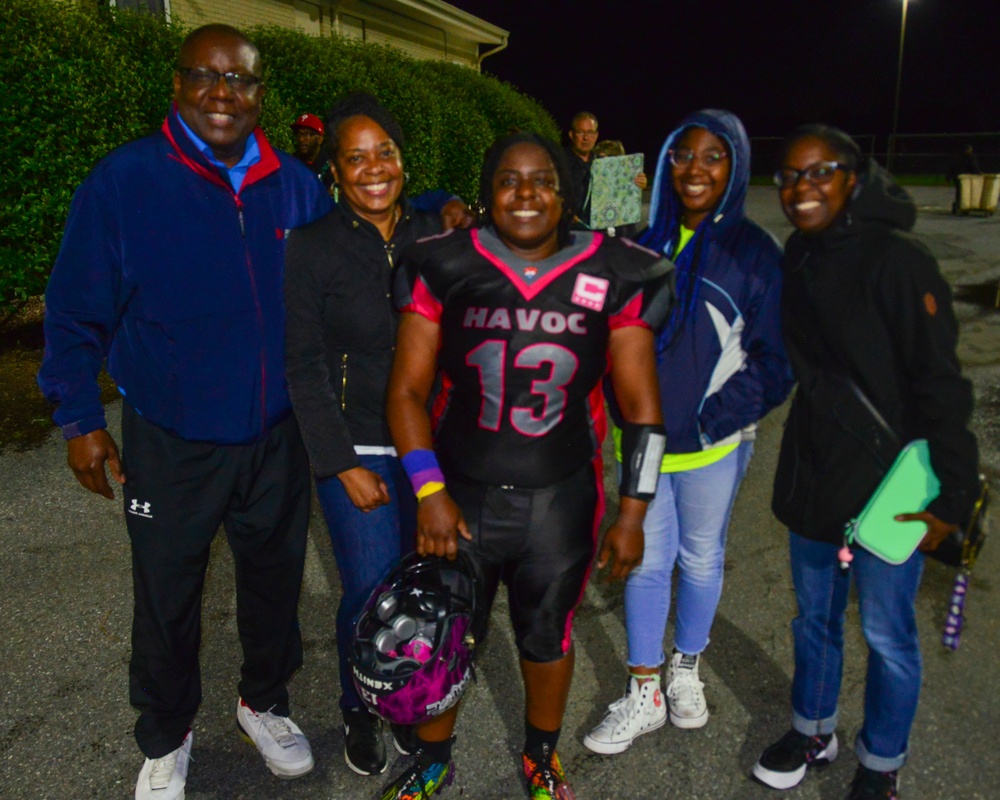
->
<box><xmin>291</xmin><ymin>112</ymin><xmax>334</xmax><ymax>191</ymax></box>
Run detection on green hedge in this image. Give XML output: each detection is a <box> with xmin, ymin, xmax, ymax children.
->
<box><xmin>0</xmin><ymin>0</ymin><xmax>559</xmax><ymax>314</ymax></box>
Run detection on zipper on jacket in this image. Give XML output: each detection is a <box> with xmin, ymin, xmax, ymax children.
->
<box><xmin>232</xmin><ymin>193</ymin><xmax>264</xmax><ymax>434</ymax></box>
<box><xmin>340</xmin><ymin>354</ymin><xmax>348</xmax><ymax>410</ymax></box>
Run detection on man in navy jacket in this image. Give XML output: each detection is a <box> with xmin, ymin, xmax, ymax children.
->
<box><xmin>38</xmin><ymin>24</ymin><xmax>331</xmax><ymax>800</ymax></box>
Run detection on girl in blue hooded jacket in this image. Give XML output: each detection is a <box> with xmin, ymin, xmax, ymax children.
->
<box><xmin>585</xmin><ymin>109</ymin><xmax>792</xmax><ymax>754</ymax></box>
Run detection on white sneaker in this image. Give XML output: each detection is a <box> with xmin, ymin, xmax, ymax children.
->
<box><xmin>582</xmin><ymin>676</ymin><xmax>667</xmax><ymax>754</ymax></box>
<box><xmin>135</xmin><ymin>730</ymin><xmax>192</xmax><ymax>800</ymax></box>
<box><xmin>665</xmin><ymin>651</ymin><xmax>708</xmax><ymax>729</ymax></box>
<box><xmin>236</xmin><ymin>698</ymin><xmax>314</xmax><ymax>779</ymax></box>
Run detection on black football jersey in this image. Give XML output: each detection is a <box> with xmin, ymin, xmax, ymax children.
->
<box><xmin>396</xmin><ymin>227</ymin><xmax>672</xmax><ymax>487</ymax></box>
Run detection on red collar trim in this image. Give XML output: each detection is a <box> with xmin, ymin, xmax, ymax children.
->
<box><xmin>243</xmin><ymin>129</ymin><xmax>280</xmax><ymax>188</ymax></box>
<box><xmin>161</xmin><ymin>109</ymin><xmax>280</xmax><ymax>195</ymax></box>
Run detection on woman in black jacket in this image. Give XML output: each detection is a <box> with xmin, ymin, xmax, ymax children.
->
<box><xmin>753</xmin><ymin>125</ymin><xmax>979</xmax><ymax>800</ymax></box>
<box><xmin>284</xmin><ymin>93</ymin><xmax>442</xmax><ymax>777</ymax></box>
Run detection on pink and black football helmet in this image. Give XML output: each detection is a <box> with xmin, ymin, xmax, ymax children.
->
<box><xmin>350</xmin><ymin>552</ymin><xmax>480</xmax><ymax>725</ymax></box>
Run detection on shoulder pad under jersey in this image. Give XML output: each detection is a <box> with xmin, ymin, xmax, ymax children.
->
<box><xmin>601</xmin><ymin>236</ymin><xmax>674</xmax><ymax>283</ymax></box>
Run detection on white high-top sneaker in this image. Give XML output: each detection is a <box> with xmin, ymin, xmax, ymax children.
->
<box><xmin>665</xmin><ymin>650</ymin><xmax>709</xmax><ymax>729</ymax></box>
<box><xmin>583</xmin><ymin>675</ymin><xmax>667</xmax><ymax>754</ymax></box>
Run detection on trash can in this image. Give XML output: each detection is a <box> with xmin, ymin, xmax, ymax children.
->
<box><xmin>979</xmin><ymin>174</ymin><xmax>1000</xmax><ymax>215</ymax></box>
<box><xmin>958</xmin><ymin>174</ymin><xmax>985</xmax><ymax>212</ymax></box>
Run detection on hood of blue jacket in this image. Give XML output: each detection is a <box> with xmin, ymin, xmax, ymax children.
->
<box><xmin>640</xmin><ymin>109</ymin><xmax>750</xmax><ymax>255</ymax></box>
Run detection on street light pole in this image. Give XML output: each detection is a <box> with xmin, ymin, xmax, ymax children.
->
<box><xmin>889</xmin><ymin>0</ymin><xmax>910</xmax><ymax>173</ymax></box>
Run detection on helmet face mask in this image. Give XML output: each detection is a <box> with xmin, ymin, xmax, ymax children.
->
<box><xmin>350</xmin><ymin>552</ymin><xmax>480</xmax><ymax>725</ymax></box>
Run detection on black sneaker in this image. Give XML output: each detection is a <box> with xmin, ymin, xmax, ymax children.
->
<box><xmin>752</xmin><ymin>729</ymin><xmax>838</xmax><ymax>789</ymax></box>
<box><xmin>391</xmin><ymin>723</ymin><xmax>419</xmax><ymax>756</ymax></box>
<box><xmin>343</xmin><ymin>707</ymin><xmax>387</xmax><ymax>776</ymax></box>
<box><xmin>848</xmin><ymin>765</ymin><xmax>899</xmax><ymax>800</ymax></box>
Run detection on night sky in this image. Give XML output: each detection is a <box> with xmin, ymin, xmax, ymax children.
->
<box><xmin>450</xmin><ymin>0</ymin><xmax>1000</xmax><ymax>168</ymax></box>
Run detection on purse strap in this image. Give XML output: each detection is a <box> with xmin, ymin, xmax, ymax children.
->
<box><xmin>846</xmin><ymin>382</ymin><xmax>899</xmax><ymax>444</ymax></box>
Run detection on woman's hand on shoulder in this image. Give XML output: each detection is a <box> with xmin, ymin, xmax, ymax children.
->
<box><xmin>416</xmin><ymin>490</ymin><xmax>471</xmax><ymax>559</ymax></box>
<box><xmin>440</xmin><ymin>199</ymin><xmax>475</xmax><ymax>230</ymax></box>
<box><xmin>338</xmin><ymin>466</ymin><xmax>390</xmax><ymax>512</ymax></box>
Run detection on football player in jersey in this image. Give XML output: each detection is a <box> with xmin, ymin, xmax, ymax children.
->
<box><xmin>382</xmin><ymin>132</ymin><xmax>673</xmax><ymax>800</ymax></box>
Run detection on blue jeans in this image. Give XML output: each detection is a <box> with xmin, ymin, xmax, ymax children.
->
<box><xmin>624</xmin><ymin>445</ymin><xmax>747</xmax><ymax>665</ymax></box>
<box><xmin>315</xmin><ymin>454</ymin><xmax>416</xmax><ymax>711</ymax></box>
<box><xmin>788</xmin><ymin>532</ymin><xmax>924</xmax><ymax>771</ymax></box>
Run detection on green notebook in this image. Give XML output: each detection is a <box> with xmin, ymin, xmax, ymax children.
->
<box><xmin>846</xmin><ymin>439</ymin><xmax>941</xmax><ymax>564</ymax></box>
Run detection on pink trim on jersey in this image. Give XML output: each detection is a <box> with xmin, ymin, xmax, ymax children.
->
<box><xmin>415</xmin><ymin>228</ymin><xmax>458</xmax><ymax>245</ymax></box>
<box><xmin>561</xmin><ymin>453</ymin><xmax>607</xmax><ymax>654</ymax></box>
<box><xmin>587</xmin><ymin>370</ymin><xmax>609</xmax><ymax>447</ymax></box>
<box><xmin>608</xmin><ymin>290</ymin><xmax>649</xmax><ymax>331</ymax></box>
<box><xmin>402</xmin><ymin>276</ymin><xmax>443</xmax><ymax>323</ymax></box>
<box><xmin>619</xmin><ymin>236</ymin><xmax>662</xmax><ymax>258</ymax></box>
<box><xmin>430</xmin><ymin>372</ymin><xmax>453</xmax><ymax>432</ymax></box>
<box><xmin>509</xmin><ymin>342</ymin><xmax>578</xmax><ymax>438</ymax></box>
<box><xmin>471</xmin><ymin>228</ymin><xmax>604</xmax><ymax>302</ymax></box>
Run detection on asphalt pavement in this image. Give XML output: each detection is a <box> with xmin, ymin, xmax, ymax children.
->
<box><xmin>1</xmin><ymin>185</ymin><xmax>997</xmax><ymax>799</ymax></box>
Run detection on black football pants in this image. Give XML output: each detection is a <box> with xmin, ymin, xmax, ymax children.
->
<box><xmin>449</xmin><ymin>461</ymin><xmax>600</xmax><ymax>663</ymax></box>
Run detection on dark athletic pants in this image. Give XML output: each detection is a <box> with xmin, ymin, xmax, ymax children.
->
<box><xmin>449</xmin><ymin>461</ymin><xmax>601</xmax><ymax>663</ymax></box>
<box><xmin>121</xmin><ymin>403</ymin><xmax>310</xmax><ymax>758</ymax></box>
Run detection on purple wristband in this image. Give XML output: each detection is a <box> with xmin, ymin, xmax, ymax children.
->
<box><xmin>401</xmin><ymin>448</ymin><xmax>445</xmax><ymax>496</ymax></box>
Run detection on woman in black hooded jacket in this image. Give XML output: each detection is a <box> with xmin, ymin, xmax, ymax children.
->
<box><xmin>753</xmin><ymin>125</ymin><xmax>979</xmax><ymax>800</ymax></box>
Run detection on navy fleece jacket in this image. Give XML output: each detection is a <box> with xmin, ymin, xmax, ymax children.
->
<box><xmin>38</xmin><ymin>107</ymin><xmax>332</xmax><ymax>444</ymax></box>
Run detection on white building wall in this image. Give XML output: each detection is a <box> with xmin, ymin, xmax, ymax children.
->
<box><xmin>139</xmin><ymin>0</ymin><xmax>495</xmax><ymax>69</ymax></box>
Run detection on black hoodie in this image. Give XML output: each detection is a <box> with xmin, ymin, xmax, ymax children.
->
<box><xmin>772</xmin><ymin>160</ymin><xmax>979</xmax><ymax>543</ymax></box>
